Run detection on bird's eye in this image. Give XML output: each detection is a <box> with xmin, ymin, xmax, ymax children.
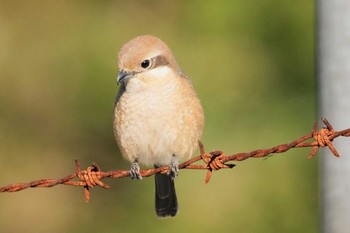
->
<box><xmin>141</xmin><ymin>59</ymin><xmax>150</xmax><ymax>69</ymax></box>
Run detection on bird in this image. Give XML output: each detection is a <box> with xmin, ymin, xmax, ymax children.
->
<box><xmin>113</xmin><ymin>35</ymin><xmax>204</xmax><ymax>217</ymax></box>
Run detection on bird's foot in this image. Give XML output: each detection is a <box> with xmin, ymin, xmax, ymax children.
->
<box><xmin>167</xmin><ymin>155</ymin><xmax>179</xmax><ymax>180</ymax></box>
<box><xmin>130</xmin><ymin>159</ymin><xmax>142</xmax><ymax>180</ymax></box>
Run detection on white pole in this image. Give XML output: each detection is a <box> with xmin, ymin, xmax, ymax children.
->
<box><xmin>318</xmin><ymin>1</ymin><xmax>350</xmax><ymax>232</ymax></box>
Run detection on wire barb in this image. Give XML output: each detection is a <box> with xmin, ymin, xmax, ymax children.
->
<box><xmin>198</xmin><ymin>141</ymin><xmax>235</xmax><ymax>183</ymax></box>
<box><xmin>0</xmin><ymin>118</ymin><xmax>349</xmax><ymax>202</ymax></box>
<box><xmin>74</xmin><ymin>160</ymin><xmax>110</xmax><ymax>202</ymax></box>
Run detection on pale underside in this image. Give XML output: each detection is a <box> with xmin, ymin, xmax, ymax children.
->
<box><xmin>114</xmin><ymin>66</ymin><xmax>204</xmax><ymax>166</ymax></box>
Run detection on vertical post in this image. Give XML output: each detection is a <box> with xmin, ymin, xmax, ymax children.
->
<box><xmin>318</xmin><ymin>1</ymin><xmax>350</xmax><ymax>233</ymax></box>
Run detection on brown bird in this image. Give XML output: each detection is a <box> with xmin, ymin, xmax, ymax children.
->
<box><xmin>113</xmin><ymin>35</ymin><xmax>204</xmax><ymax>217</ymax></box>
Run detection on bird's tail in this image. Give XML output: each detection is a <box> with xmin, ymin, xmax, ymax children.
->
<box><xmin>155</xmin><ymin>172</ymin><xmax>178</xmax><ymax>217</ymax></box>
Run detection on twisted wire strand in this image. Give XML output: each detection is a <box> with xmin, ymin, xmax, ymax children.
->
<box><xmin>0</xmin><ymin>118</ymin><xmax>348</xmax><ymax>202</ymax></box>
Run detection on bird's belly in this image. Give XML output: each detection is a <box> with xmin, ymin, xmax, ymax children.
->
<box><xmin>114</xmin><ymin>91</ymin><xmax>198</xmax><ymax>166</ymax></box>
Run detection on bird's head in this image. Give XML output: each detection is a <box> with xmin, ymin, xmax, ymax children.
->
<box><xmin>117</xmin><ymin>35</ymin><xmax>181</xmax><ymax>84</ymax></box>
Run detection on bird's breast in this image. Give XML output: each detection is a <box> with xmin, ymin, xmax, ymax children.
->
<box><xmin>113</xmin><ymin>76</ymin><xmax>203</xmax><ymax>166</ymax></box>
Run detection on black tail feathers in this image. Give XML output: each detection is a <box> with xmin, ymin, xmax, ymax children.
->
<box><xmin>155</xmin><ymin>173</ymin><xmax>178</xmax><ymax>217</ymax></box>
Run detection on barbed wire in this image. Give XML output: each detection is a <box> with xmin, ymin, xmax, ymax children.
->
<box><xmin>0</xmin><ymin>118</ymin><xmax>349</xmax><ymax>202</ymax></box>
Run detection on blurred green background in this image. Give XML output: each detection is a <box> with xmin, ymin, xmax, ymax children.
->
<box><xmin>0</xmin><ymin>1</ymin><xmax>316</xmax><ymax>232</ymax></box>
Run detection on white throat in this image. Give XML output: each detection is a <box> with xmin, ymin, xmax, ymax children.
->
<box><xmin>126</xmin><ymin>66</ymin><xmax>177</xmax><ymax>93</ymax></box>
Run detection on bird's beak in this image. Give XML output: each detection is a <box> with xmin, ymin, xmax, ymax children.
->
<box><xmin>117</xmin><ymin>70</ymin><xmax>133</xmax><ymax>84</ymax></box>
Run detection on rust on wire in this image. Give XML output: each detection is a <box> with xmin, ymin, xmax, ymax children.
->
<box><xmin>0</xmin><ymin>118</ymin><xmax>348</xmax><ymax>202</ymax></box>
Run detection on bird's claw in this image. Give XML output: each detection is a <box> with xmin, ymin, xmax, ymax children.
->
<box><xmin>167</xmin><ymin>156</ymin><xmax>179</xmax><ymax>180</ymax></box>
<box><xmin>130</xmin><ymin>160</ymin><xmax>142</xmax><ymax>180</ymax></box>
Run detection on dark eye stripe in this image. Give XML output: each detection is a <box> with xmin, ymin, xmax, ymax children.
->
<box><xmin>152</xmin><ymin>55</ymin><xmax>169</xmax><ymax>68</ymax></box>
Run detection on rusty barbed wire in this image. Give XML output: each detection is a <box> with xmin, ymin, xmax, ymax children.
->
<box><xmin>0</xmin><ymin>118</ymin><xmax>349</xmax><ymax>202</ymax></box>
